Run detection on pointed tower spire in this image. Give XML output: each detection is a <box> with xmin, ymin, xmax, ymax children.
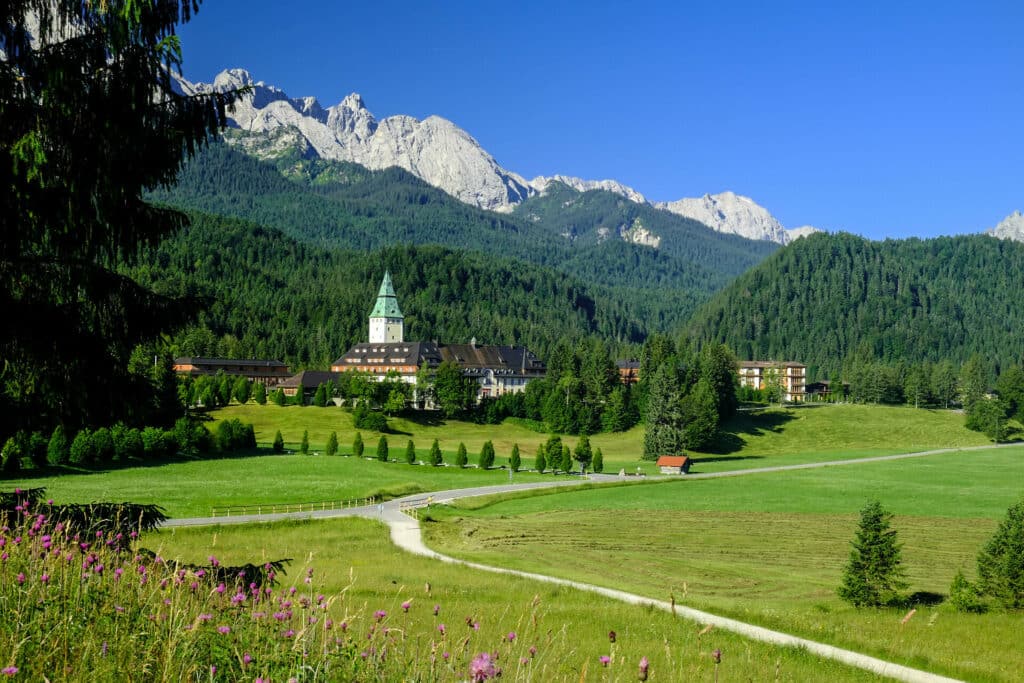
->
<box><xmin>368</xmin><ymin>271</ymin><xmax>404</xmax><ymax>343</ymax></box>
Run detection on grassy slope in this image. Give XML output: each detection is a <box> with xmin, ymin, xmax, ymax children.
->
<box><xmin>4</xmin><ymin>456</ymin><xmax>545</xmax><ymax>518</ymax></box>
<box><xmin>423</xmin><ymin>446</ymin><xmax>1024</xmax><ymax>683</ymax></box>
<box><xmin>208</xmin><ymin>402</ymin><xmax>992</xmax><ymax>474</ymax></box>
<box><xmin>153</xmin><ymin>517</ymin><xmax>880</xmax><ymax>682</ymax></box>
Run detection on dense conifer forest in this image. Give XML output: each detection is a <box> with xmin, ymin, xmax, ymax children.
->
<box><xmin>686</xmin><ymin>232</ymin><xmax>1024</xmax><ymax>377</ymax></box>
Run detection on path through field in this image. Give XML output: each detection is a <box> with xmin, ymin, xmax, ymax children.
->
<box><xmin>164</xmin><ymin>445</ymin><xmax>1004</xmax><ymax>681</ymax></box>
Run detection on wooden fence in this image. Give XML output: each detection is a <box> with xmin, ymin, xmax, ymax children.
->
<box><xmin>211</xmin><ymin>496</ymin><xmax>378</xmax><ymax>518</ymax></box>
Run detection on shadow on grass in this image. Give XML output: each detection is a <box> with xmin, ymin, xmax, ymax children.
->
<box><xmin>4</xmin><ymin>447</ymin><xmax>285</xmax><ymax>481</ymax></box>
<box><xmin>702</xmin><ymin>407</ymin><xmax>800</xmax><ymax>455</ymax></box>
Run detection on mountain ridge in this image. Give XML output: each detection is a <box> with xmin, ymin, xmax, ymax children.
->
<box><xmin>178</xmin><ymin>68</ymin><xmax>817</xmax><ymax>245</ymax></box>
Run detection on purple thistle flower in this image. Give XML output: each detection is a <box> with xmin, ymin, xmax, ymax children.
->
<box><xmin>39</xmin><ymin>573</ymin><xmax>49</xmax><ymax>583</ymax></box>
<box><xmin>215</xmin><ymin>583</ymin><xmax>225</xmax><ymax>594</ymax></box>
<box><xmin>469</xmin><ymin>652</ymin><xmax>498</xmax><ymax>681</ymax></box>
<box><xmin>401</xmin><ymin>600</ymin><xmax>411</xmax><ymax>612</ymax></box>
<box><xmin>374</xmin><ymin>609</ymin><xmax>387</xmax><ymax>621</ymax></box>
<box><xmin>16</xmin><ymin>573</ymin><xmax>25</xmax><ymax>585</ymax></box>
<box><xmin>218</xmin><ymin>626</ymin><xmax>231</xmax><ymax>634</ymax></box>
<box><xmin>442</xmin><ymin>652</ymin><xmax>450</xmax><ymax>661</ymax></box>
<box><xmin>437</xmin><ymin>623</ymin><xmax>446</xmax><ymax>636</ymax></box>
<box><xmin>198</xmin><ymin>613</ymin><xmax>213</xmax><ymax>622</ymax></box>
<box><xmin>243</xmin><ymin>653</ymin><xmax>252</xmax><ymax>665</ymax></box>
<box><xmin>433</xmin><ymin>603</ymin><xmax>440</xmax><ymax>616</ymax></box>
<box><xmin>506</xmin><ymin>631</ymin><xmax>516</xmax><ymax>642</ymax></box>
<box><xmin>639</xmin><ymin>655</ymin><xmax>650</xmax><ymax>681</ymax></box>
<box><xmin>600</xmin><ymin>655</ymin><xmax>611</xmax><ymax>667</ymax></box>
<box><xmin>712</xmin><ymin>648</ymin><xmax>722</xmax><ymax>664</ymax></box>
<box><xmin>529</xmin><ymin>646</ymin><xmax>537</xmax><ymax>658</ymax></box>
<box><xmin>1</xmin><ymin>666</ymin><xmax>17</xmax><ymax>675</ymax></box>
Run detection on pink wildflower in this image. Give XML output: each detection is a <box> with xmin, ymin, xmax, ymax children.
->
<box><xmin>506</xmin><ymin>631</ymin><xmax>516</xmax><ymax>642</ymax></box>
<box><xmin>218</xmin><ymin>626</ymin><xmax>231</xmax><ymax>634</ymax></box>
<box><xmin>433</xmin><ymin>603</ymin><xmax>440</xmax><ymax>615</ymax></box>
<box><xmin>639</xmin><ymin>655</ymin><xmax>650</xmax><ymax>681</ymax></box>
<box><xmin>600</xmin><ymin>655</ymin><xmax>611</xmax><ymax>667</ymax></box>
<box><xmin>401</xmin><ymin>600</ymin><xmax>411</xmax><ymax>612</ymax></box>
<box><xmin>437</xmin><ymin>623</ymin><xmax>446</xmax><ymax>636</ymax></box>
<box><xmin>1</xmin><ymin>667</ymin><xmax>17</xmax><ymax>676</ymax></box>
<box><xmin>469</xmin><ymin>652</ymin><xmax>498</xmax><ymax>681</ymax></box>
<box><xmin>374</xmin><ymin>610</ymin><xmax>387</xmax><ymax>621</ymax></box>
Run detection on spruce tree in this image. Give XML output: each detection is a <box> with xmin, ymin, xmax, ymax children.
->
<box><xmin>430</xmin><ymin>439</ymin><xmax>443</xmax><ymax>466</ymax></box>
<box><xmin>837</xmin><ymin>501</ymin><xmax>907</xmax><ymax>607</ymax></box>
<box><xmin>643</xmin><ymin>364</ymin><xmax>684</xmax><ymax>460</ymax></box>
<box><xmin>376</xmin><ymin>435</ymin><xmax>389</xmax><ymax>462</ymax></box>
<box><xmin>976</xmin><ymin>498</ymin><xmax>1024</xmax><ymax>608</ymax></box>
<box><xmin>455</xmin><ymin>442</ymin><xmax>468</xmax><ymax>468</ymax></box>
<box><xmin>300</xmin><ymin>430</ymin><xmax>309</xmax><ymax>455</ymax></box>
<box><xmin>253</xmin><ymin>382</ymin><xmax>268</xmax><ymax>405</ymax></box>
<box><xmin>405</xmin><ymin>439</ymin><xmax>417</xmax><ymax>465</ymax></box>
<box><xmin>325</xmin><ymin>431</ymin><xmax>338</xmax><ymax>457</ymax></box>
<box><xmin>313</xmin><ymin>383</ymin><xmax>328</xmax><ymax>408</ymax></box>
<box><xmin>479</xmin><ymin>440</ymin><xmax>495</xmax><ymax>469</ymax></box>
<box><xmin>509</xmin><ymin>443</ymin><xmax>521</xmax><ymax>472</ymax></box>
<box><xmin>352</xmin><ymin>432</ymin><xmax>364</xmax><ymax>457</ymax></box>
<box><xmin>560</xmin><ymin>444</ymin><xmax>572</xmax><ymax>474</ymax></box>
<box><xmin>592</xmin><ymin>447</ymin><xmax>604</xmax><ymax>473</ymax></box>
<box><xmin>272</xmin><ymin>430</ymin><xmax>285</xmax><ymax>454</ymax></box>
<box><xmin>47</xmin><ymin>425</ymin><xmax>70</xmax><ymax>466</ymax></box>
<box><xmin>573</xmin><ymin>435</ymin><xmax>593</xmax><ymax>473</ymax></box>
<box><xmin>534</xmin><ymin>444</ymin><xmax>547</xmax><ymax>473</ymax></box>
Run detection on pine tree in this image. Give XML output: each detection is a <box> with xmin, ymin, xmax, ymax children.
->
<box><xmin>509</xmin><ymin>443</ymin><xmax>521</xmax><ymax>472</ymax></box>
<box><xmin>837</xmin><ymin>501</ymin><xmax>908</xmax><ymax>607</ymax></box>
<box><xmin>313</xmin><ymin>383</ymin><xmax>328</xmax><ymax>408</ymax></box>
<box><xmin>643</xmin><ymin>364</ymin><xmax>684</xmax><ymax>460</ymax></box>
<box><xmin>47</xmin><ymin>425</ymin><xmax>70</xmax><ymax>466</ymax></box>
<box><xmin>300</xmin><ymin>430</ymin><xmax>309</xmax><ymax>455</ymax></box>
<box><xmin>592</xmin><ymin>447</ymin><xmax>604</xmax><ymax>473</ymax></box>
<box><xmin>479</xmin><ymin>440</ymin><xmax>495</xmax><ymax>469</ymax></box>
<box><xmin>534</xmin><ymin>444</ymin><xmax>547</xmax><ymax>473</ymax></box>
<box><xmin>405</xmin><ymin>439</ymin><xmax>417</xmax><ymax>465</ymax></box>
<box><xmin>253</xmin><ymin>382</ymin><xmax>268</xmax><ymax>405</ymax></box>
<box><xmin>976</xmin><ymin>498</ymin><xmax>1024</xmax><ymax>608</ymax></box>
<box><xmin>272</xmin><ymin>430</ymin><xmax>285</xmax><ymax>454</ymax></box>
<box><xmin>560</xmin><ymin>444</ymin><xmax>572</xmax><ymax>474</ymax></box>
<box><xmin>353</xmin><ymin>432</ymin><xmax>364</xmax><ymax>458</ymax></box>
<box><xmin>573</xmin><ymin>435</ymin><xmax>593</xmax><ymax>473</ymax></box>
<box><xmin>429</xmin><ymin>439</ymin><xmax>443</xmax><ymax>466</ymax></box>
<box><xmin>376</xmin><ymin>435</ymin><xmax>389</xmax><ymax>462</ymax></box>
<box><xmin>455</xmin><ymin>442</ymin><xmax>468</xmax><ymax>468</ymax></box>
<box><xmin>325</xmin><ymin>431</ymin><xmax>338</xmax><ymax>457</ymax></box>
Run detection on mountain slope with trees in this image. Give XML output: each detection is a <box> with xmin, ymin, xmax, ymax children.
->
<box><xmin>149</xmin><ymin>143</ymin><xmax>776</xmax><ymax>325</ymax></box>
<box><xmin>687</xmin><ymin>232</ymin><xmax>1024</xmax><ymax>377</ymax></box>
<box><xmin>132</xmin><ymin>212</ymin><xmax>648</xmax><ymax>367</ymax></box>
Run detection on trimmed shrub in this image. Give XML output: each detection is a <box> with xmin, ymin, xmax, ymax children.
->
<box><xmin>47</xmin><ymin>425</ymin><xmax>70</xmax><ymax>466</ymax></box>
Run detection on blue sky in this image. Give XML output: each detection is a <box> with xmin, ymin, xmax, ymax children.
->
<box><xmin>177</xmin><ymin>1</ymin><xmax>1022</xmax><ymax>240</ymax></box>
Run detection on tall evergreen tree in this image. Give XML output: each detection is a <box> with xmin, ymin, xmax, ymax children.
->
<box><xmin>681</xmin><ymin>378</ymin><xmax>719</xmax><ymax>450</ymax></box>
<box><xmin>592</xmin><ymin>447</ymin><xmax>604</xmax><ymax>473</ymax></box>
<box><xmin>47</xmin><ymin>425</ymin><xmax>70</xmax><ymax>466</ymax></box>
<box><xmin>534</xmin><ymin>444</ymin><xmax>547</xmax><ymax>473</ymax></box>
<box><xmin>299</xmin><ymin>430</ymin><xmax>309</xmax><ymax>455</ymax></box>
<box><xmin>509</xmin><ymin>443</ymin><xmax>521</xmax><ymax>472</ymax></box>
<box><xmin>560</xmin><ymin>444</ymin><xmax>572</xmax><ymax>474</ymax></box>
<box><xmin>272</xmin><ymin>430</ymin><xmax>284</xmax><ymax>454</ymax></box>
<box><xmin>837</xmin><ymin>501</ymin><xmax>907</xmax><ymax>607</ymax></box>
<box><xmin>976</xmin><ymin>498</ymin><xmax>1024</xmax><ymax>608</ymax></box>
<box><xmin>0</xmin><ymin>0</ymin><xmax>237</xmax><ymax>437</ymax></box>
<box><xmin>352</xmin><ymin>432</ymin><xmax>364</xmax><ymax>457</ymax></box>
<box><xmin>573</xmin><ymin>434</ymin><xmax>593</xmax><ymax>473</ymax></box>
<box><xmin>405</xmin><ymin>439</ymin><xmax>417</xmax><ymax>465</ymax></box>
<box><xmin>642</xmin><ymin>364</ymin><xmax>684</xmax><ymax>460</ymax></box>
<box><xmin>699</xmin><ymin>343</ymin><xmax>738</xmax><ymax>420</ymax></box>
<box><xmin>325</xmin><ymin>431</ymin><xmax>338</xmax><ymax>457</ymax></box>
<box><xmin>479</xmin><ymin>440</ymin><xmax>495</xmax><ymax>469</ymax></box>
<box><xmin>376</xmin><ymin>435</ymin><xmax>388</xmax><ymax>462</ymax></box>
<box><xmin>455</xmin><ymin>442</ymin><xmax>468</xmax><ymax>468</ymax></box>
<box><xmin>959</xmin><ymin>354</ymin><xmax>988</xmax><ymax>412</ymax></box>
<box><xmin>429</xmin><ymin>438</ymin><xmax>443</xmax><ymax>466</ymax></box>
<box><xmin>253</xmin><ymin>381</ymin><xmax>268</xmax><ymax>405</ymax></box>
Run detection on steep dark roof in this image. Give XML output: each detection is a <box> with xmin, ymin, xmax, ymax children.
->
<box><xmin>175</xmin><ymin>357</ymin><xmax>288</xmax><ymax>368</ymax></box>
<box><xmin>616</xmin><ymin>359</ymin><xmax>640</xmax><ymax>370</ymax></box>
<box><xmin>278</xmin><ymin>370</ymin><xmax>340</xmax><ymax>390</ymax></box>
<box><xmin>333</xmin><ymin>342</ymin><xmax>443</xmax><ymax>368</ymax></box>
<box><xmin>440</xmin><ymin>344</ymin><xmax>546</xmax><ymax>375</ymax></box>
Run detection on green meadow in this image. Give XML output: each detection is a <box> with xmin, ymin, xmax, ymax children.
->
<box><xmin>209</xmin><ymin>402</ymin><xmax>990</xmax><ymax>474</ymax></box>
<box><xmin>423</xmin><ymin>446</ymin><xmax>1024</xmax><ymax>683</ymax></box>
<box><xmin>149</xmin><ymin>516</ymin><xmax>882</xmax><ymax>681</ymax></box>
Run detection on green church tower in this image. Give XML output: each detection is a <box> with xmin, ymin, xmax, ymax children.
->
<box><xmin>368</xmin><ymin>271</ymin><xmax>404</xmax><ymax>343</ymax></box>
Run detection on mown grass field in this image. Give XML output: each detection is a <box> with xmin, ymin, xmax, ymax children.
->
<box><xmin>423</xmin><ymin>446</ymin><xmax>1024</xmax><ymax>683</ymax></box>
<box><xmin>3</xmin><ymin>455</ymin><xmax>545</xmax><ymax>518</ymax></box>
<box><xmin>210</xmin><ymin>402</ymin><xmax>991</xmax><ymax>474</ymax></box>
<box><xmin>150</xmin><ymin>516</ymin><xmax>882</xmax><ymax>681</ymax></box>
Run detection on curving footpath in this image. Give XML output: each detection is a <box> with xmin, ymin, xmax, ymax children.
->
<box><xmin>161</xmin><ymin>447</ymin><xmax>1005</xmax><ymax>682</ymax></box>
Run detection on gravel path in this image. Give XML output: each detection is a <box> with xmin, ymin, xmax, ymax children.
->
<box><xmin>161</xmin><ymin>447</ymin><xmax>1004</xmax><ymax>681</ymax></box>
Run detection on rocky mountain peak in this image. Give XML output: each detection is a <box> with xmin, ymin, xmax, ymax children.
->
<box><xmin>654</xmin><ymin>191</ymin><xmax>817</xmax><ymax>245</ymax></box>
<box><xmin>987</xmin><ymin>211</ymin><xmax>1024</xmax><ymax>242</ymax></box>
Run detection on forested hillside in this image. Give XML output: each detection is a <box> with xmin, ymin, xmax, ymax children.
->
<box><xmin>132</xmin><ymin>212</ymin><xmax>648</xmax><ymax>367</ymax></box>
<box><xmin>687</xmin><ymin>232</ymin><xmax>1024</xmax><ymax>376</ymax></box>
<box><xmin>149</xmin><ymin>143</ymin><xmax>776</xmax><ymax>325</ymax></box>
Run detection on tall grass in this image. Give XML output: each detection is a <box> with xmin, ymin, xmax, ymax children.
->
<box><xmin>0</xmin><ymin>500</ymin><xmax>879</xmax><ymax>681</ymax></box>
